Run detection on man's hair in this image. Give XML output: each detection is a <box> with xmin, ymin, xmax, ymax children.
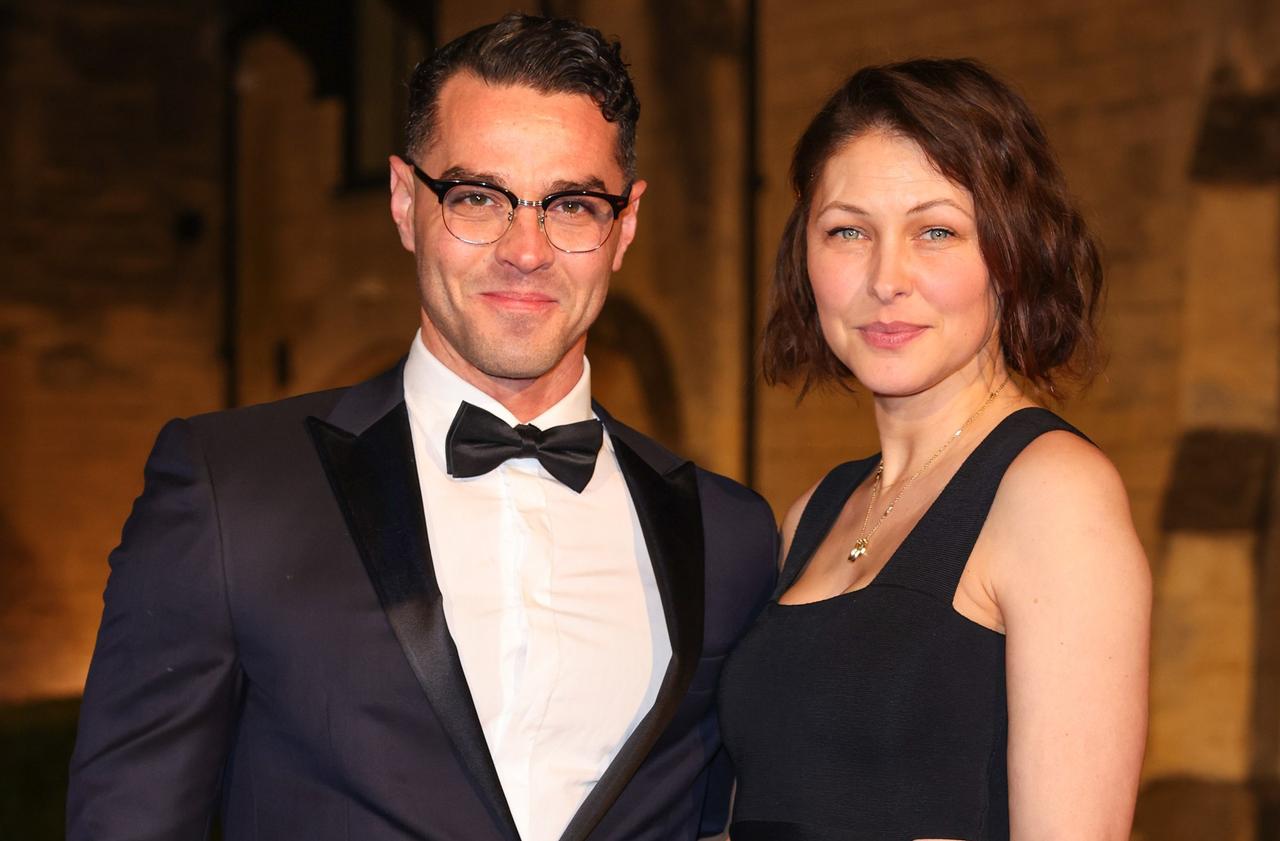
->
<box><xmin>403</xmin><ymin>13</ymin><xmax>640</xmax><ymax>181</ymax></box>
<box><xmin>762</xmin><ymin>58</ymin><xmax>1104</xmax><ymax>398</ymax></box>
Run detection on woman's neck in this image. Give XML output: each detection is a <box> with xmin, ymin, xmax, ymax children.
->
<box><xmin>871</xmin><ymin>358</ymin><xmax>1020</xmax><ymax>485</ymax></box>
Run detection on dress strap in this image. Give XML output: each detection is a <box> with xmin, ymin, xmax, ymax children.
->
<box><xmin>875</xmin><ymin>407</ymin><xmax>1090</xmax><ymax>602</ymax></box>
<box><xmin>772</xmin><ymin>457</ymin><xmax>879</xmax><ymax>600</ymax></box>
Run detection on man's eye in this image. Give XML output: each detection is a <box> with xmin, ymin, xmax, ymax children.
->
<box><xmin>548</xmin><ymin>197</ymin><xmax>609</xmax><ymax>221</ymax></box>
<box><xmin>458</xmin><ymin>192</ymin><xmax>496</xmax><ymax>207</ymax></box>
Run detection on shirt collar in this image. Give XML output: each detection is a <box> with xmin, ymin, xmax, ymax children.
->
<box><xmin>402</xmin><ymin>328</ymin><xmax>598</xmax><ymax>472</ymax></box>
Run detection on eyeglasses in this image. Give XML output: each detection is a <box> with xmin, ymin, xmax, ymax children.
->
<box><xmin>406</xmin><ymin>161</ymin><xmax>632</xmax><ymax>254</ymax></box>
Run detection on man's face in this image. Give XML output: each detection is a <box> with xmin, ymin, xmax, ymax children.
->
<box><xmin>390</xmin><ymin>74</ymin><xmax>646</xmax><ymax>386</ymax></box>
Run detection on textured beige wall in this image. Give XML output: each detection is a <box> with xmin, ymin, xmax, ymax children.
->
<box><xmin>236</xmin><ymin>35</ymin><xmax>420</xmax><ymax>404</ymax></box>
<box><xmin>1180</xmin><ymin>188</ymin><xmax>1279</xmax><ymax>431</ymax></box>
<box><xmin>0</xmin><ymin>2</ymin><xmax>226</xmax><ymax>701</ymax></box>
<box><xmin>2</xmin><ymin>12</ymin><xmax>1279</xmax><ymax>839</ymax></box>
<box><xmin>1148</xmin><ymin>532</ymin><xmax>1258</xmax><ymax>780</ymax></box>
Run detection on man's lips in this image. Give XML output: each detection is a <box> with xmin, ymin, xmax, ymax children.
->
<box><xmin>856</xmin><ymin>321</ymin><xmax>928</xmax><ymax>348</ymax></box>
<box><xmin>479</xmin><ymin>291</ymin><xmax>557</xmax><ymax>311</ymax></box>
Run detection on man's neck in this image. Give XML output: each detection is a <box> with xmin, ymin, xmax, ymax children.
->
<box><xmin>416</xmin><ymin>330</ymin><xmax>585</xmax><ymax>424</ymax></box>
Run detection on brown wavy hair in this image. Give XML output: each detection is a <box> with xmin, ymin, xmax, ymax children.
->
<box><xmin>762</xmin><ymin>58</ymin><xmax>1103</xmax><ymax>398</ymax></box>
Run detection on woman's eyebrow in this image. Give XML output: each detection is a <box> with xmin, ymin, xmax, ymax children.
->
<box><xmin>907</xmin><ymin>198</ymin><xmax>972</xmax><ymax>218</ymax></box>
<box><xmin>816</xmin><ymin>200</ymin><xmax>871</xmax><ymax>215</ymax></box>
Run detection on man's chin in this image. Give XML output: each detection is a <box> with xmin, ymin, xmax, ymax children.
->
<box><xmin>425</xmin><ymin>319</ymin><xmax>567</xmax><ymax>382</ymax></box>
<box><xmin>471</xmin><ymin>346</ymin><xmax>567</xmax><ymax>382</ymax></box>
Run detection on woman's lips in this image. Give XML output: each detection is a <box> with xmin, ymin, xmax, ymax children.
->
<box><xmin>857</xmin><ymin>321</ymin><xmax>927</xmax><ymax>348</ymax></box>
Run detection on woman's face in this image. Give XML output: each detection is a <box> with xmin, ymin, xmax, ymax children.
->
<box><xmin>807</xmin><ymin>129</ymin><xmax>999</xmax><ymax>398</ymax></box>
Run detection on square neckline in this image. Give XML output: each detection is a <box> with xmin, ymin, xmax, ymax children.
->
<box><xmin>773</xmin><ymin>406</ymin><xmax>1047</xmax><ymax>610</ymax></box>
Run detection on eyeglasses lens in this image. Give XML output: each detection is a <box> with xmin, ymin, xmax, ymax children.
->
<box><xmin>440</xmin><ymin>187</ymin><xmax>616</xmax><ymax>253</ymax></box>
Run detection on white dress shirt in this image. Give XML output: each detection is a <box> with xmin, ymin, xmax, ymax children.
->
<box><xmin>402</xmin><ymin>331</ymin><xmax>670</xmax><ymax>841</ymax></box>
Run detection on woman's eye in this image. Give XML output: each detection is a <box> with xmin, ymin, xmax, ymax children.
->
<box><xmin>829</xmin><ymin>227</ymin><xmax>865</xmax><ymax>241</ymax></box>
<box><xmin>922</xmin><ymin>227</ymin><xmax>955</xmax><ymax>241</ymax></box>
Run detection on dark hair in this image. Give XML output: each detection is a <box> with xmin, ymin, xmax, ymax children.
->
<box><xmin>762</xmin><ymin>58</ymin><xmax>1103</xmax><ymax>398</ymax></box>
<box><xmin>403</xmin><ymin>13</ymin><xmax>640</xmax><ymax>181</ymax></box>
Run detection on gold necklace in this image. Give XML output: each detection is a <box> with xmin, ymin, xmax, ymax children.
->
<box><xmin>847</xmin><ymin>383</ymin><xmax>1006</xmax><ymax>562</ymax></box>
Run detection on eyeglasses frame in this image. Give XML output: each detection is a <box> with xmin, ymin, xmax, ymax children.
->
<box><xmin>405</xmin><ymin>160</ymin><xmax>632</xmax><ymax>254</ymax></box>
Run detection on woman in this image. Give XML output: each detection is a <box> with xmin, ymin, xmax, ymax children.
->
<box><xmin>718</xmin><ymin>59</ymin><xmax>1150</xmax><ymax>840</ymax></box>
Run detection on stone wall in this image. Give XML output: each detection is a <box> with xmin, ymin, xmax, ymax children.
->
<box><xmin>2</xmin><ymin>1</ymin><xmax>1278</xmax><ymax>836</ymax></box>
<box><xmin>1</xmin><ymin>0</ymin><xmax>225</xmax><ymax>701</ymax></box>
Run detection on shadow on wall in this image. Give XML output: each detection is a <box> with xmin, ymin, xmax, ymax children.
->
<box><xmin>590</xmin><ymin>293</ymin><xmax>684</xmax><ymax>452</ymax></box>
<box><xmin>0</xmin><ymin>699</ymin><xmax>230</xmax><ymax>841</ymax></box>
<box><xmin>1140</xmin><ymin>428</ymin><xmax>1280</xmax><ymax>841</ymax></box>
<box><xmin>0</xmin><ymin>698</ymin><xmax>80</xmax><ymax>841</ymax></box>
<box><xmin>1133</xmin><ymin>776</ymin><xmax>1280</xmax><ymax>841</ymax></box>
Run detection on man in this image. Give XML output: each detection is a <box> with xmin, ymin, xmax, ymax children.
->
<box><xmin>67</xmin><ymin>14</ymin><xmax>777</xmax><ymax>841</ymax></box>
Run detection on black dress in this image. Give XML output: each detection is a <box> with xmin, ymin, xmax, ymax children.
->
<box><xmin>718</xmin><ymin>408</ymin><xmax>1085</xmax><ymax>841</ymax></box>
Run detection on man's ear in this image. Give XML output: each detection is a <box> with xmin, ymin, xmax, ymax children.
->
<box><xmin>611</xmin><ymin>179</ymin><xmax>647</xmax><ymax>272</ymax></box>
<box><xmin>389</xmin><ymin>155</ymin><xmax>418</xmax><ymax>253</ymax></box>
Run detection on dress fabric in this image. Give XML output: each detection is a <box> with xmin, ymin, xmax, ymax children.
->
<box><xmin>718</xmin><ymin>408</ymin><xmax>1085</xmax><ymax>841</ymax></box>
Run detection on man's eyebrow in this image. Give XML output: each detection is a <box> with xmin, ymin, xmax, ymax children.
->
<box><xmin>438</xmin><ymin>166</ymin><xmax>505</xmax><ymax>184</ymax></box>
<box><xmin>907</xmin><ymin>198</ymin><xmax>972</xmax><ymax>218</ymax></box>
<box><xmin>547</xmin><ymin>176</ymin><xmax>609</xmax><ymax>193</ymax></box>
<box><xmin>436</xmin><ymin>167</ymin><xmax>611</xmax><ymax>195</ymax></box>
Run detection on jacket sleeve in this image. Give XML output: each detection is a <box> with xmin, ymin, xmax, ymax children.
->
<box><xmin>699</xmin><ymin>495</ymin><xmax>780</xmax><ymax>838</ymax></box>
<box><xmin>67</xmin><ymin>418</ymin><xmax>245</xmax><ymax>841</ymax></box>
<box><xmin>697</xmin><ymin>745</ymin><xmax>736</xmax><ymax>838</ymax></box>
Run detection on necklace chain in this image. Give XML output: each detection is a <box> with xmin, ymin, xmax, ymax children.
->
<box><xmin>848</xmin><ymin>383</ymin><xmax>1006</xmax><ymax>562</ymax></box>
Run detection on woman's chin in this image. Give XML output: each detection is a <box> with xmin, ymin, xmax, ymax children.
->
<box><xmin>850</xmin><ymin>356</ymin><xmax>994</xmax><ymax>403</ymax></box>
<box><xmin>850</xmin><ymin>371</ymin><xmax>938</xmax><ymax>400</ymax></box>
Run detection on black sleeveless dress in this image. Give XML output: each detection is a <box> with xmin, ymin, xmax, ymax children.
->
<box><xmin>718</xmin><ymin>408</ymin><xmax>1085</xmax><ymax>841</ymax></box>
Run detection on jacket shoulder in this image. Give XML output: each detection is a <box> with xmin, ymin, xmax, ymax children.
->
<box><xmin>603</xmin><ymin>412</ymin><xmax>774</xmax><ymax>521</ymax></box>
<box><xmin>601</xmin><ymin>411</ymin><xmax>684</xmax><ymax>474</ymax></box>
<box><xmin>173</xmin><ymin>386</ymin><xmax>358</xmax><ymax>478</ymax></box>
<box><xmin>184</xmin><ymin>386</ymin><xmax>349</xmax><ymax>439</ymax></box>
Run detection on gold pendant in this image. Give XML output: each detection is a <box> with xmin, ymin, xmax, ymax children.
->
<box><xmin>848</xmin><ymin>539</ymin><xmax>868</xmax><ymax>561</ymax></box>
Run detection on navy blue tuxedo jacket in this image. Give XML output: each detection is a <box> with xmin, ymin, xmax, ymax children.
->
<box><xmin>67</xmin><ymin>361</ymin><xmax>778</xmax><ymax>841</ymax></box>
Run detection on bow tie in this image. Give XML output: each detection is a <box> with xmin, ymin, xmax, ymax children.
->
<box><xmin>445</xmin><ymin>401</ymin><xmax>603</xmax><ymax>493</ymax></box>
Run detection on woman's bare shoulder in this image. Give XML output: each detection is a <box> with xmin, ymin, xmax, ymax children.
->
<box><xmin>999</xmin><ymin>428</ymin><xmax>1130</xmax><ymax>522</ymax></box>
<box><xmin>988</xmin><ymin>428</ymin><xmax>1149</xmax><ymax>604</ymax></box>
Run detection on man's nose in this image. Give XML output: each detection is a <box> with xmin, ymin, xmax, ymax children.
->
<box><xmin>494</xmin><ymin>204</ymin><xmax>555</xmax><ymax>273</ymax></box>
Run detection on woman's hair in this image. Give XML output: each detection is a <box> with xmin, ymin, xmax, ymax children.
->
<box><xmin>761</xmin><ymin>58</ymin><xmax>1103</xmax><ymax>398</ymax></box>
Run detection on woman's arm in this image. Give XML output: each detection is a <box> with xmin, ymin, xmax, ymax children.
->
<box><xmin>989</xmin><ymin>431</ymin><xmax>1151</xmax><ymax>840</ymax></box>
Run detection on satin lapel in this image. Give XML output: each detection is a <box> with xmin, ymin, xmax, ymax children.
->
<box><xmin>307</xmin><ymin>404</ymin><xmax>520</xmax><ymax>841</ymax></box>
<box><xmin>556</xmin><ymin>431</ymin><xmax>706</xmax><ymax>841</ymax></box>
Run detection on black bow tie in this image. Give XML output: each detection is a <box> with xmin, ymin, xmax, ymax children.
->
<box><xmin>445</xmin><ymin>401</ymin><xmax>604</xmax><ymax>493</ymax></box>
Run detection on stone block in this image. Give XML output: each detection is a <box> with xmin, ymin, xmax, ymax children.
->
<box><xmin>1133</xmin><ymin>777</ymin><xmax>1256</xmax><ymax>841</ymax></box>
<box><xmin>1161</xmin><ymin>429</ymin><xmax>1273</xmax><ymax>533</ymax></box>
<box><xmin>1147</xmin><ymin>532</ymin><xmax>1256</xmax><ymax>780</ymax></box>
<box><xmin>1180</xmin><ymin>187</ymin><xmax>1280</xmax><ymax>431</ymax></box>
